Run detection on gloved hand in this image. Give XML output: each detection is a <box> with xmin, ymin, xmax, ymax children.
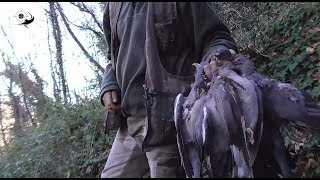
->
<box><xmin>202</xmin><ymin>46</ymin><xmax>236</xmax><ymax>64</ymax></box>
<box><xmin>203</xmin><ymin>46</ymin><xmax>237</xmax><ymax>80</ymax></box>
<box><xmin>213</xmin><ymin>46</ymin><xmax>236</xmax><ymax>62</ymax></box>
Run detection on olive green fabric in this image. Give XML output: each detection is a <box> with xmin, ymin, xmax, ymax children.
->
<box><xmin>100</xmin><ymin>2</ymin><xmax>237</xmax><ymax>117</ymax></box>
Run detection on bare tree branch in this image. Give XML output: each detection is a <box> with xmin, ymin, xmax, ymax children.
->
<box><xmin>62</xmin><ymin>10</ymin><xmax>107</xmax><ymax>61</ymax></box>
<box><xmin>0</xmin><ymin>25</ymin><xmax>18</xmax><ymax>60</ymax></box>
<box><xmin>65</xmin><ymin>18</ymin><xmax>104</xmax><ymax>40</ymax></box>
<box><xmin>55</xmin><ymin>2</ymin><xmax>105</xmax><ymax>73</ymax></box>
<box><xmin>70</xmin><ymin>2</ymin><xmax>104</xmax><ymax>32</ymax></box>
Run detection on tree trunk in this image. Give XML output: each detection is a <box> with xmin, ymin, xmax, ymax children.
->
<box><xmin>46</xmin><ymin>10</ymin><xmax>61</xmax><ymax>103</ymax></box>
<box><xmin>0</xmin><ymin>93</ymin><xmax>8</xmax><ymax>147</ymax></box>
<box><xmin>1</xmin><ymin>54</ymin><xmax>22</xmax><ymax>138</ymax></box>
<box><xmin>49</xmin><ymin>2</ymin><xmax>69</xmax><ymax>104</ymax></box>
<box><xmin>18</xmin><ymin>63</ymin><xmax>37</xmax><ymax>127</ymax></box>
<box><xmin>9</xmin><ymin>81</ymin><xmax>22</xmax><ymax>137</ymax></box>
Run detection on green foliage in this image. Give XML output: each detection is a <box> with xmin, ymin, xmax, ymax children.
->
<box><xmin>215</xmin><ymin>2</ymin><xmax>320</xmax><ymax>100</ymax></box>
<box><xmin>0</xmin><ymin>97</ymin><xmax>115</xmax><ymax>178</ymax></box>
<box><xmin>212</xmin><ymin>2</ymin><xmax>304</xmax><ymax>50</ymax></box>
<box><xmin>254</xmin><ymin>3</ymin><xmax>320</xmax><ymax>100</ymax></box>
<box><xmin>249</xmin><ymin>3</ymin><xmax>320</xmax><ymax>177</ymax></box>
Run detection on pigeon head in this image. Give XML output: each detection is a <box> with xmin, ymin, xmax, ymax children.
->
<box><xmin>192</xmin><ymin>63</ymin><xmax>207</xmax><ymax>90</ymax></box>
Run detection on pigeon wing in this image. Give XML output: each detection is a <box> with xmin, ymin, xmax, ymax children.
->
<box><xmin>174</xmin><ymin>93</ymin><xmax>194</xmax><ymax>178</ymax></box>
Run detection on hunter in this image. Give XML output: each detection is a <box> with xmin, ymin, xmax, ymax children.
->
<box><xmin>100</xmin><ymin>2</ymin><xmax>237</xmax><ymax>178</ymax></box>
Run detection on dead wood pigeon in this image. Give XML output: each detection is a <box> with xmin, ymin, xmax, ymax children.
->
<box><xmin>174</xmin><ymin>58</ymin><xmax>263</xmax><ymax>178</ymax></box>
<box><xmin>204</xmin><ymin>74</ymin><xmax>252</xmax><ymax>178</ymax></box>
<box><xmin>233</xmin><ymin>54</ymin><xmax>320</xmax><ymax>134</ymax></box>
<box><xmin>218</xmin><ymin>66</ymin><xmax>264</xmax><ymax>167</ymax></box>
<box><xmin>174</xmin><ymin>74</ymin><xmax>208</xmax><ymax>178</ymax></box>
<box><xmin>174</xmin><ymin>75</ymin><xmax>217</xmax><ymax>178</ymax></box>
<box><xmin>233</xmin><ymin>53</ymin><xmax>320</xmax><ymax>177</ymax></box>
<box><xmin>212</xmin><ymin>61</ymin><xmax>264</xmax><ymax>177</ymax></box>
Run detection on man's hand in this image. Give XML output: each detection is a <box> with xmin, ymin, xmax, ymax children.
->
<box><xmin>203</xmin><ymin>49</ymin><xmax>236</xmax><ymax>80</ymax></box>
<box><xmin>103</xmin><ymin>90</ymin><xmax>121</xmax><ymax>113</ymax></box>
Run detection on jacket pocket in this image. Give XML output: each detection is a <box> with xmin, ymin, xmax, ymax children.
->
<box><xmin>143</xmin><ymin>89</ymin><xmax>178</xmax><ymax>149</ymax></box>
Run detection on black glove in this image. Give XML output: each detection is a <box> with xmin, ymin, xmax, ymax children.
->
<box><xmin>202</xmin><ymin>46</ymin><xmax>235</xmax><ymax>64</ymax></box>
<box><xmin>213</xmin><ymin>46</ymin><xmax>235</xmax><ymax>61</ymax></box>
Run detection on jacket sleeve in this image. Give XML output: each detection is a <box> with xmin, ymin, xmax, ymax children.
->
<box><xmin>177</xmin><ymin>2</ymin><xmax>238</xmax><ymax>61</ymax></box>
<box><xmin>100</xmin><ymin>3</ymin><xmax>120</xmax><ymax>106</ymax></box>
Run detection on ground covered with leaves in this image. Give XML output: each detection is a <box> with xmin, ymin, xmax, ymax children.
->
<box><xmin>0</xmin><ymin>2</ymin><xmax>319</xmax><ymax>178</ymax></box>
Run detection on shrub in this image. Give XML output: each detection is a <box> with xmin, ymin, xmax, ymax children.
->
<box><xmin>0</xmin><ymin>97</ymin><xmax>115</xmax><ymax>178</ymax></box>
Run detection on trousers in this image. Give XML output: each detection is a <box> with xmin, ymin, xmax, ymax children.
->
<box><xmin>100</xmin><ymin>116</ymin><xmax>185</xmax><ymax>178</ymax></box>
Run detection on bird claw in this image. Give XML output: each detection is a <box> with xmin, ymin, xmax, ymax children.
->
<box><xmin>245</xmin><ymin>128</ymin><xmax>254</xmax><ymax>145</ymax></box>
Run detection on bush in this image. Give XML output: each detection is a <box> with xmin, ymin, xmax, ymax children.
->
<box><xmin>211</xmin><ymin>2</ymin><xmax>320</xmax><ymax>100</ymax></box>
<box><xmin>0</xmin><ymin>97</ymin><xmax>115</xmax><ymax>178</ymax></box>
<box><xmin>254</xmin><ymin>3</ymin><xmax>320</xmax><ymax>177</ymax></box>
<box><xmin>253</xmin><ymin>3</ymin><xmax>320</xmax><ymax>100</ymax></box>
